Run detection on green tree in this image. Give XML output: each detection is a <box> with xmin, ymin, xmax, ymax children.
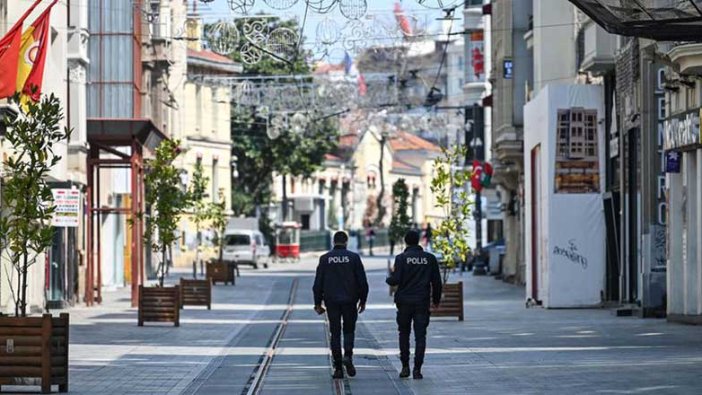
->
<box><xmin>189</xmin><ymin>160</ymin><xmax>210</xmax><ymax>267</ymax></box>
<box><xmin>389</xmin><ymin>179</ymin><xmax>412</xmax><ymax>256</ymax></box>
<box><xmin>209</xmin><ymin>189</ymin><xmax>229</xmax><ymax>264</ymax></box>
<box><xmin>225</xmin><ymin>17</ymin><xmax>339</xmax><ymax>223</ymax></box>
<box><xmin>0</xmin><ymin>94</ymin><xmax>70</xmax><ymax>316</ymax></box>
<box><xmin>144</xmin><ymin>139</ymin><xmax>189</xmax><ymax>286</ymax></box>
<box><xmin>430</xmin><ymin>146</ymin><xmax>472</xmax><ymax>283</ymax></box>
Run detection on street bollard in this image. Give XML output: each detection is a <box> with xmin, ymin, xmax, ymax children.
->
<box><xmin>193</xmin><ymin>260</ymin><xmax>197</xmax><ymax>278</ymax></box>
<box><xmin>200</xmin><ymin>259</ymin><xmax>204</xmax><ymax>276</ymax></box>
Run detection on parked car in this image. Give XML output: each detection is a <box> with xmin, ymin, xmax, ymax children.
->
<box><xmin>222</xmin><ymin>230</ymin><xmax>270</xmax><ymax>269</ymax></box>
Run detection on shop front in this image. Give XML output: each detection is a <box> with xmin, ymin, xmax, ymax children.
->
<box><xmin>664</xmin><ymin>108</ymin><xmax>702</xmax><ymax>324</ymax></box>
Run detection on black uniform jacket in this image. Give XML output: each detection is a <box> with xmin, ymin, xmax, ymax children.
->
<box><xmin>313</xmin><ymin>246</ymin><xmax>369</xmax><ymax>306</ymax></box>
<box><xmin>386</xmin><ymin>245</ymin><xmax>442</xmax><ymax>305</ymax></box>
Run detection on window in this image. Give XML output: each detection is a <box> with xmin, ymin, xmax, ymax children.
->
<box><xmin>211</xmin><ymin>158</ymin><xmax>218</xmax><ymax>201</ymax></box>
<box><xmin>225</xmin><ymin>235</ymin><xmax>250</xmax><ymax>246</ymax></box>
<box><xmin>301</xmin><ymin>214</ymin><xmax>310</xmax><ymax>230</ymax></box>
<box><xmin>211</xmin><ymin>88</ymin><xmax>218</xmax><ymax>134</ymax></box>
<box><xmin>195</xmin><ymin>85</ymin><xmax>202</xmax><ymax>132</ymax></box>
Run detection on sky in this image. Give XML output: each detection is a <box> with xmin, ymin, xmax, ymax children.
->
<box><xmin>196</xmin><ymin>0</ymin><xmax>460</xmax><ymax>62</ymax></box>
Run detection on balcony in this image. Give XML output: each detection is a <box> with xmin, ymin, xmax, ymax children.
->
<box><xmin>668</xmin><ymin>43</ymin><xmax>702</xmax><ymax>76</ymax></box>
<box><xmin>579</xmin><ymin>20</ymin><xmax>616</xmax><ymax>75</ymax></box>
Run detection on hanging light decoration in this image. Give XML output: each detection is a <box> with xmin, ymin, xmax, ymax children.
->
<box><xmin>204</xmin><ymin>21</ymin><xmax>239</xmax><ymax>56</ymax></box>
<box><xmin>227</xmin><ymin>0</ymin><xmax>256</xmax><ymax>13</ymax></box>
<box><xmin>290</xmin><ymin>112</ymin><xmax>309</xmax><ymax>134</ymax></box>
<box><xmin>268</xmin><ymin>27</ymin><xmax>299</xmax><ymax>62</ymax></box>
<box><xmin>316</xmin><ymin>17</ymin><xmax>341</xmax><ymax>47</ymax></box>
<box><xmin>413</xmin><ymin>0</ymin><xmax>461</xmax><ymax>9</ymax></box>
<box><xmin>306</xmin><ymin>0</ymin><xmax>338</xmax><ymax>14</ymax></box>
<box><xmin>339</xmin><ymin>0</ymin><xmax>367</xmax><ymax>20</ymax></box>
<box><xmin>263</xmin><ymin>0</ymin><xmax>299</xmax><ymax>10</ymax></box>
<box><xmin>267</xmin><ymin>124</ymin><xmax>282</xmax><ymax>140</ymax></box>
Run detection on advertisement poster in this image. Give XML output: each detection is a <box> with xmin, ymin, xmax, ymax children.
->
<box><xmin>52</xmin><ymin>189</ymin><xmax>81</xmax><ymax>227</ymax></box>
<box><xmin>554</xmin><ymin>108</ymin><xmax>601</xmax><ymax>193</ymax></box>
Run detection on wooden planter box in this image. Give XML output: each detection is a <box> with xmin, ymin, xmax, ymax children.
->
<box><xmin>180</xmin><ymin>278</ymin><xmax>212</xmax><ymax>310</ymax></box>
<box><xmin>206</xmin><ymin>261</ymin><xmax>234</xmax><ymax>285</ymax></box>
<box><xmin>0</xmin><ymin>313</ymin><xmax>69</xmax><ymax>393</ymax></box>
<box><xmin>138</xmin><ymin>286</ymin><xmax>180</xmax><ymax>327</ymax></box>
<box><xmin>431</xmin><ymin>281</ymin><xmax>464</xmax><ymax>321</ymax></box>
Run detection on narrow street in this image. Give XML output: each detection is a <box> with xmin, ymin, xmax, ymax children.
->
<box><xmin>15</xmin><ymin>256</ymin><xmax>700</xmax><ymax>395</ymax></box>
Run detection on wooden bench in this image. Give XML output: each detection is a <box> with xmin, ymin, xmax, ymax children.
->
<box><xmin>0</xmin><ymin>313</ymin><xmax>69</xmax><ymax>393</ymax></box>
<box><xmin>431</xmin><ymin>281</ymin><xmax>464</xmax><ymax>321</ymax></box>
<box><xmin>138</xmin><ymin>286</ymin><xmax>180</xmax><ymax>327</ymax></box>
<box><xmin>180</xmin><ymin>278</ymin><xmax>212</xmax><ymax>310</ymax></box>
<box><xmin>206</xmin><ymin>261</ymin><xmax>234</xmax><ymax>285</ymax></box>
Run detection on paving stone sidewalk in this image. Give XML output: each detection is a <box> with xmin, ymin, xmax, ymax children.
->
<box><xmin>359</xmin><ymin>266</ymin><xmax>702</xmax><ymax>395</ymax></box>
<box><xmin>6</xmin><ymin>269</ymin><xmax>283</xmax><ymax>394</ymax></box>
<box><xmin>5</xmin><ymin>257</ymin><xmax>702</xmax><ymax>394</ymax></box>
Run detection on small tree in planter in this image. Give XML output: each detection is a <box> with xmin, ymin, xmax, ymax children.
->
<box><xmin>206</xmin><ymin>189</ymin><xmax>234</xmax><ymax>284</ymax></box>
<box><xmin>0</xmin><ymin>94</ymin><xmax>70</xmax><ymax>317</ymax></box>
<box><xmin>209</xmin><ymin>189</ymin><xmax>229</xmax><ymax>265</ymax></box>
<box><xmin>0</xmin><ymin>94</ymin><xmax>72</xmax><ymax>392</ymax></box>
<box><xmin>388</xmin><ymin>179</ymin><xmax>412</xmax><ymax>257</ymax></box>
<box><xmin>143</xmin><ymin>139</ymin><xmax>190</xmax><ymax>287</ymax></box>
<box><xmin>189</xmin><ymin>160</ymin><xmax>210</xmax><ymax>270</ymax></box>
<box><xmin>430</xmin><ymin>146</ymin><xmax>472</xmax><ymax>284</ymax></box>
<box><xmin>429</xmin><ymin>146</ymin><xmax>471</xmax><ymax>321</ymax></box>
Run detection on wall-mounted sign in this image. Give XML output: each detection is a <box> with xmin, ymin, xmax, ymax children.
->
<box><xmin>503</xmin><ymin>59</ymin><xmax>513</xmax><ymax>80</ymax></box>
<box><xmin>51</xmin><ymin>189</ymin><xmax>81</xmax><ymax>227</ymax></box>
<box><xmin>665</xmin><ymin>151</ymin><xmax>681</xmax><ymax>173</ymax></box>
<box><xmin>664</xmin><ymin>109</ymin><xmax>700</xmax><ymax>150</ymax></box>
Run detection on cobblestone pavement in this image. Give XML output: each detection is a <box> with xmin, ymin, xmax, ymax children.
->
<box><xmin>5</xmin><ymin>256</ymin><xmax>702</xmax><ymax>394</ymax></box>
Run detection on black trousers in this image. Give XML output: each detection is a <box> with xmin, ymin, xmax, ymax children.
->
<box><xmin>326</xmin><ymin>303</ymin><xmax>358</xmax><ymax>367</ymax></box>
<box><xmin>396</xmin><ymin>302</ymin><xmax>430</xmax><ymax>368</ymax></box>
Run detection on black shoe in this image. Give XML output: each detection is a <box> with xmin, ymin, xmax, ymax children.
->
<box><xmin>399</xmin><ymin>366</ymin><xmax>410</xmax><ymax>378</ymax></box>
<box><xmin>332</xmin><ymin>368</ymin><xmax>344</xmax><ymax>379</ymax></box>
<box><xmin>413</xmin><ymin>369</ymin><xmax>423</xmax><ymax>380</ymax></box>
<box><xmin>343</xmin><ymin>357</ymin><xmax>356</xmax><ymax>377</ymax></box>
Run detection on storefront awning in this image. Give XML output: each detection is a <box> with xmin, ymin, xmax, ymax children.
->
<box><xmin>87</xmin><ymin>118</ymin><xmax>167</xmax><ymax>151</ymax></box>
<box><xmin>570</xmin><ymin>0</ymin><xmax>702</xmax><ymax>41</ymax></box>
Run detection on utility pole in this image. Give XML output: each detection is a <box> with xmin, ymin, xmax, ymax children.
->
<box><xmin>465</xmin><ymin>103</ymin><xmax>484</xmax><ymax>251</ymax></box>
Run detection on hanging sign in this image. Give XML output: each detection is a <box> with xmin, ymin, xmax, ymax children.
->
<box><xmin>664</xmin><ymin>109</ymin><xmax>700</xmax><ymax>150</ymax></box>
<box><xmin>51</xmin><ymin>189</ymin><xmax>81</xmax><ymax>227</ymax></box>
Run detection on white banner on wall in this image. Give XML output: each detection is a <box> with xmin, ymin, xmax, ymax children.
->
<box><xmin>467</xmin><ymin>30</ymin><xmax>485</xmax><ymax>83</ymax></box>
<box><xmin>524</xmin><ymin>84</ymin><xmax>606</xmax><ymax>308</ymax></box>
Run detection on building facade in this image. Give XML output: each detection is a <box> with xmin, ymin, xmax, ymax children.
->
<box><xmin>0</xmin><ymin>0</ymin><xmax>88</xmax><ymax>313</ymax></box>
<box><xmin>489</xmin><ymin>0</ymin><xmax>532</xmax><ymax>284</ymax></box>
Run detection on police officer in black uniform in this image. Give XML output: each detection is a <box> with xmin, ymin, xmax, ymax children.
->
<box><xmin>313</xmin><ymin>231</ymin><xmax>369</xmax><ymax>379</ymax></box>
<box><xmin>386</xmin><ymin>230</ymin><xmax>442</xmax><ymax>379</ymax></box>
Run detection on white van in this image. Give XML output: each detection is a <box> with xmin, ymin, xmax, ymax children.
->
<box><xmin>222</xmin><ymin>229</ymin><xmax>270</xmax><ymax>269</ymax></box>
